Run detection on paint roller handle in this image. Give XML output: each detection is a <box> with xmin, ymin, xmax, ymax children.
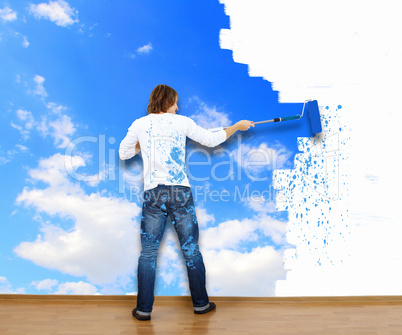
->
<box><xmin>280</xmin><ymin>115</ymin><xmax>301</xmax><ymax>122</ymax></box>
<box><xmin>253</xmin><ymin>114</ymin><xmax>301</xmax><ymax>125</ymax></box>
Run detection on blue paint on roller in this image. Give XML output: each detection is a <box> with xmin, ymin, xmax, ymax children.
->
<box><xmin>250</xmin><ymin>99</ymin><xmax>322</xmax><ymax>135</ymax></box>
<box><xmin>307</xmin><ymin>100</ymin><xmax>322</xmax><ymax>134</ymax></box>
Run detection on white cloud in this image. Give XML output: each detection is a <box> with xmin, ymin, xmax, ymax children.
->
<box><xmin>0</xmin><ymin>277</ymin><xmax>12</xmax><ymax>293</ymax></box>
<box><xmin>11</xmin><ymin>109</ymin><xmax>35</xmax><ymax>140</ymax></box>
<box><xmin>16</xmin><ymin>144</ymin><xmax>29</xmax><ymax>152</ymax></box>
<box><xmin>0</xmin><ymin>276</ymin><xmax>26</xmax><ymax>294</ymax></box>
<box><xmin>16</xmin><ymin>109</ymin><xmax>35</xmax><ymax>129</ymax></box>
<box><xmin>46</xmin><ymin>102</ymin><xmax>67</xmax><ymax>115</ymax></box>
<box><xmin>22</xmin><ymin>35</ymin><xmax>30</xmax><ymax>48</ymax></box>
<box><xmin>14</xmin><ymin>153</ymin><xmax>142</xmax><ymax>285</ymax></box>
<box><xmin>33</xmin><ymin>75</ymin><xmax>47</xmax><ymax>97</ymax></box>
<box><xmin>10</xmin><ymin>77</ymin><xmax>77</xmax><ymax>148</ymax></box>
<box><xmin>30</xmin><ymin>0</ymin><xmax>78</xmax><ymax>27</ymax></box>
<box><xmin>31</xmin><ymin>278</ymin><xmax>101</xmax><ymax>295</ymax></box>
<box><xmin>196</xmin><ymin>207</ymin><xmax>287</xmax><ymax>296</ymax></box>
<box><xmin>204</xmin><ymin>247</ymin><xmax>286</xmax><ymax>296</ymax></box>
<box><xmin>201</xmin><ymin>214</ymin><xmax>286</xmax><ymax>250</ymax></box>
<box><xmin>31</xmin><ymin>278</ymin><xmax>59</xmax><ymax>291</ymax></box>
<box><xmin>127</xmin><ymin>43</ymin><xmax>153</xmax><ymax>59</ymax></box>
<box><xmin>89</xmin><ymin>23</ymin><xmax>98</xmax><ymax>31</ymax></box>
<box><xmin>232</xmin><ymin>141</ymin><xmax>292</xmax><ymax>175</ymax></box>
<box><xmin>87</xmin><ymin>23</ymin><xmax>98</xmax><ymax>38</ymax></box>
<box><xmin>11</xmin><ymin>105</ymin><xmax>76</xmax><ymax>149</ymax></box>
<box><xmin>136</xmin><ymin>43</ymin><xmax>152</xmax><ymax>54</ymax></box>
<box><xmin>47</xmin><ymin>114</ymin><xmax>76</xmax><ymax>148</ymax></box>
<box><xmin>158</xmin><ymin>244</ymin><xmax>286</xmax><ymax>298</ymax></box>
<box><xmin>13</xmin><ymin>32</ymin><xmax>30</xmax><ymax>48</ymax></box>
<box><xmin>0</xmin><ymin>156</ymin><xmax>10</xmax><ymax>165</ymax></box>
<box><xmin>246</xmin><ymin>195</ymin><xmax>276</xmax><ymax>214</ymax></box>
<box><xmin>0</xmin><ymin>6</ymin><xmax>17</xmax><ymax>22</ymax></box>
<box><xmin>54</xmin><ymin>281</ymin><xmax>98</xmax><ymax>295</ymax></box>
<box><xmin>195</xmin><ymin>206</ymin><xmax>215</xmax><ymax>228</ymax></box>
<box><xmin>1</xmin><ymin>133</ymin><xmax>30</xmax><ymax>164</ymax></box>
<box><xmin>188</xmin><ymin>97</ymin><xmax>232</xmax><ymax>129</ymax></box>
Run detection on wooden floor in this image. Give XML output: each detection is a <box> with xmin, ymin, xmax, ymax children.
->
<box><xmin>1</xmin><ymin>295</ymin><xmax>402</xmax><ymax>335</ymax></box>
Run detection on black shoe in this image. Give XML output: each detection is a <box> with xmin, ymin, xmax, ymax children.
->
<box><xmin>194</xmin><ymin>302</ymin><xmax>216</xmax><ymax>314</ymax></box>
<box><xmin>132</xmin><ymin>308</ymin><xmax>151</xmax><ymax>321</ymax></box>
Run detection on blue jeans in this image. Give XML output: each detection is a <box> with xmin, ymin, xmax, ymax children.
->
<box><xmin>136</xmin><ymin>184</ymin><xmax>209</xmax><ymax>313</ymax></box>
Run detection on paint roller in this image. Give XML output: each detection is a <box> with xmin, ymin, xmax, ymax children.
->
<box><xmin>209</xmin><ymin>99</ymin><xmax>322</xmax><ymax>134</ymax></box>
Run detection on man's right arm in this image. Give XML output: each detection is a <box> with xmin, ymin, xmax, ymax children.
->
<box><xmin>184</xmin><ymin>117</ymin><xmax>254</xmax><ymax>148</ymax></box>
<box><xmin>224</xmin><ymin>120</ymin><xmax>255</xmax><ymax>139</ymax></box>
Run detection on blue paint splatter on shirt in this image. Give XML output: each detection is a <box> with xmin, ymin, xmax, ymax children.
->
<box><xmin>166</xmin><ymin>145</ymin><xmax>186</xmax><ymax>184</ymax></box>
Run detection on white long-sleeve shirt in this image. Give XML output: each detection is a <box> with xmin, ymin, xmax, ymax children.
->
<box><xmin>119</xmin><ymin>113</ymin><xmax>227</xmax><ymax>191</ymax></box>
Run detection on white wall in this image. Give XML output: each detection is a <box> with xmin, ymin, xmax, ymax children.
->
<box><xmin>219</xmin><ymin>0</ymin><xmax>402</xmax><ymax>296</ymax></box>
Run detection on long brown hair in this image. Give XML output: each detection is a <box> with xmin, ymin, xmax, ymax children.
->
<box><xmin>147</xmin><ymin>84</ymin><xmax>178</xmax><ymax>114</ymax></box>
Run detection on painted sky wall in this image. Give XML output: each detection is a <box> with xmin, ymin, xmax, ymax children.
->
<box><xmin>1</xmin><ymin>0</ymin><xmax>401</xmax><ymax>296</ymax></box>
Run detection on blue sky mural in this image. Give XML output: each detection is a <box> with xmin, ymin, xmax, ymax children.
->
<box><xmin>1</xmin><ymin>0</ymin><xmax>315</xmax><ymax>295</ymax></box>
<box><xmin>4</xmin><ymin>0</ymin><xmax>400</xmax><ymax>297</ymax></box>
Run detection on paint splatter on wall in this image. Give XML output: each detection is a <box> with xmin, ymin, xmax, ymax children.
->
<box><xmin>273</xmin><ymin>104</ymin><xmax>352</xmax><ymax>296</ymax></box>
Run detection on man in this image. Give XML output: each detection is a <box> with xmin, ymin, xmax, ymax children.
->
<box><xmin>119</xmin><ymin>84</ymin><xmax>253</xmax><ymax>320</ymax></box>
